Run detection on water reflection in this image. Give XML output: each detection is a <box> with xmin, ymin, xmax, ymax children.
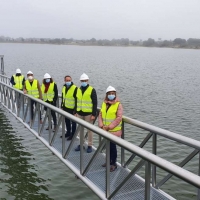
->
<box><xmin>0</xmin><ymin>109</ymin><xmax>53</xmax><ymax>200</ymax></box>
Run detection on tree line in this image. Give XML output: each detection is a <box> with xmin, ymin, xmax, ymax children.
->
<box><xmin>0</xmin><ymin>36</ymin><xmax>200</xmax><ymax>49</ymax></box>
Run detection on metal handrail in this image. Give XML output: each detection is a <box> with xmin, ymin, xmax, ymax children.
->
<box><xmin>123</xmin><ymin>116</ymin><xmax>200</xmax><ymax>150</ymax></box>
<box><xmin>1</xmin><ymin>74</ymin><xmax>200</xmax><ymax>199</ymax></box>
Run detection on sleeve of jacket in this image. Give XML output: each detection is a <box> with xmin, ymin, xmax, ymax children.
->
<box><xmin>53</xmin><ymin>83</ymin><xmax>58</xmax><ymax>105</ymax></box>
<box><xmin>61</xmin><ymin>90</ymin><xmax>63</xmax><ymax>109</ymax></box>
<box><xmin>10</xmin><ymin>76</ymin><xmax>15</xmax><ymax>85</ymax></box>
<box><xmin>22</xmin><ymin>77</ymin><xmax>25</xmax><ymax>86</ymax></box>
<box><xmin>98</xmin><ymin>107</ymin><xmax>103</xmax><ymax>128</ymax></box>
<box><xmin>91</xmin><ymin>88</ymin><xmax>98</xmax><ymax>116</ymax></box>
<box><xmin>73</xmin><ymin>87</ymin><xmax>78</xmax><ymax>114</ymax></box>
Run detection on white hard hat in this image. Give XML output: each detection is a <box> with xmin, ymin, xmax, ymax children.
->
<box><xmin>106</xmin><ymin>86</ymin><xmax>116</xmax><ymax>93</ymax></box>
<box><xmin>80</xmin><ymin>73</ymin><xmax>89</xmax><ymax>80</ymax></box>
<box><xmin>16</xmin><ymin>68</ymin><xmax>21</xmax><ymax>73</ymax></box>
<box><xmin>27</xmin><ymin>71</ymin><xmax>33</xmax><ymax>75</ymax></box>
<box><xmin>44</xmin><ymin>73</ymin><xmax>51</xmax><ymax>79</ymax></box>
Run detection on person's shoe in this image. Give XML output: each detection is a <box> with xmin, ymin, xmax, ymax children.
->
<box><xmin>102</xmin><ymin>163</ymin><xmax>106</xmax><ymax>167</ymax></box>
<box><xmin>28</xmin><ymin>120</ymin><xmax>33</xmax><ymax>125</ymax></box>
<box><xmin>110</xmin><ymin>164</ymin><xmax>117</xmax><ymax>172</ymax></box>
<box><xmin>65</xmin><ymin>132</ymin><xmax>71</xmax><ymax>137</ymax></box>
<box><xmin>53</xmin><ymin>125</ymin><xmax>57</xmax><ymax>132</ymax></box>
<box><xmin>67</xmin><ymin>135</ymin><xmax>73</xmax><ymax>141</ymax></box>
<box><xmin>75</xmin><ymin>145</ymin><xmax>80</xmax><ymax>151</ymax></box>
<box><xmin>60</xmin><ymin>132</ymin><xmax>70</xmax><ymax>138</ymax></box>
<box><xmin>87</xmin><ymin>146</ymin><xmax>92</xmax><ymax>153</ymax></box>
<box><xmin>46</xmin><ymin>125</ymin><xmax>52</xmax><ymax>130</ymax></box>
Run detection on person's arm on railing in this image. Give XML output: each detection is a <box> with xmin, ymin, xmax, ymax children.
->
<box><xmin>23</xmin><ymin>83</ymin><xmax>27</xmax><ymax>94</ymax></box>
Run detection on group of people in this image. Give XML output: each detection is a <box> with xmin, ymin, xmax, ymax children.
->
<box><xmin>10</xmin><ymin>68</ymin><xmax>123</xmax><ymax>172</ymax></box>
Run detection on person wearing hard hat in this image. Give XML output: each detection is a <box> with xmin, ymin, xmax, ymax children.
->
<box><xmin>10</xmin><ymin>68</ymin><xmax>25</xmax><ymax>90</ymax></box>
<box><xmin>75</xmin><ymin>73</ymin><xmax>98</xmax><ymax>153</ymax></box>
<box><xmin>41</xmin><ymin>73</ymin><xmax>58</xmax><ymax>132</ymax></box>
<box><xmin>98</xmin><ymin>86</ymin><xmax>123</xmax><ymax>172</ymax></box>
<box><xmin>23</xmin><ymin>71</ymin><xmax>42</xmax><ymax>124</ymax></box>
<box><xmin>60</xmin><ymin>75</ymin><xmax>78</xmax><ymax>140</ymax></box>
<box><xmin>10</xmin><ymin>68</ymin><xmax>26</xmax><ymax>108</ymax></box>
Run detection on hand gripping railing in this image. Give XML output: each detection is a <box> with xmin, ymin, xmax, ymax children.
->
<box><xmin>1</xmin><ymin>77</ymin><xmax>200</xmax><ymax>199</ymax></box>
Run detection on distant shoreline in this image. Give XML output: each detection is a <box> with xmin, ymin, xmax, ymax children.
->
<box><xmin>0</xmin><ymin>41</ymin><xmax>200</xmax><ymax>50</ymax></box>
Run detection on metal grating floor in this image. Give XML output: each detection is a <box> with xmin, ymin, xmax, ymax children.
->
<box><xmin>22</xmin><ymin>111</ymin><xmax>174</xmax><ymax>200</ymax></box>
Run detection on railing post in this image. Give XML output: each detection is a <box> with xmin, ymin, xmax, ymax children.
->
<box><xmin>38</xmin><ymin>103</ymin><xmax>41</xmax><ymax>134</ymax></box>
<box><xmin>145</xmin><ymin>161</ymin><xmax>151</xmax><ymax>200</ymax></box>
<box><xmin>48</xmin><ymin>107</ymin><xmax>52</xmax><ymax>145</ymax></box>
<box><xmin>198</xmin><ymin>152</ymin><xmax>200</xmax><ymax>200</ymax></box>
<box><xmin>22</xmin><ymin>94</ymin><xmax>25</xmax><ymax>119</ymax></box>
<box><xmin>152</xmin><ymin>132</ymin><xmax>157</xmax><ymax>187</ymax></box>
<box><xmin>106</xmin><ymin>139</ymin><xmax>110</xmax><ymax>198</ymax></box>
<box><xmin>121</xmin><ymin>121</ymin><xmax>125</xmax><ymax>167</ymax></box>
<box><xmin>80</xmin><ymin>125</ymin><xmax>84</xmax><ymax>174</ymax></box>
<box><xmin>62</xmin><ymin>116</ymin><xmax>65</xmax><ymax>157</ymax></box>
<box><xmin>28</xmin><ymin>98</ymin><xmax>32</xmax><ymax>126</ymax></box>
<box><xmin>0</xmin><ymin>85</ymin><xmax>2</xmax><ymax>102</ymax></box>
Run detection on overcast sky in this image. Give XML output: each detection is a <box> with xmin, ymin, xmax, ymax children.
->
<box><xmin>1</xmin><ymin>0</ymin><xmax>200</xmax><ymax>41</ymax></box>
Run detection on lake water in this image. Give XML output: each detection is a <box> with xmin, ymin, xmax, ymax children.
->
<box><xmin>1</xmin><ymin>43</ymin><xmax>200</xmax><ymax>199</ymax></box>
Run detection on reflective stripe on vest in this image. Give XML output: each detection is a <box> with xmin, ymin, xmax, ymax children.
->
<box><xmin>41</xmin><ymin>82</ymin><xmax>55</xmax><ymax>102</ymax></box>
<box><xmin>101</xmin><ymin>102</ymin><xmax>122</xmax><ymax>132</ymax></box>
<box><xmin>13</xmin><ymin>75</ymin><xmax>24</xmax><ymax>90</ymax></box>
<box><xmin>62</xmin><ymin>85</ymin><xmax>76</xmax><ymax>109</ymax></box>
<box><xmin>25</xmin><ymin>79</ymin><xmax>39</xmax><ymax>98</ymax></box>
<box><xmin>76</xmin><ymin>86</ymin><xmax>93</xmax><ymax>112</ymax></box>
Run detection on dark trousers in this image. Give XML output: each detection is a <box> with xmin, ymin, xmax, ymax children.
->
<box><xmin>30</xmin><ymin>100</ymin><xmax>42</xmax><ymax>120</ymax></box>
<box><xmin>110</xmin><ymin>142</ymin><xmax>117</xmax><ymax>165</ymax></box>
<box><xmin>65</xmin><ymin>117</ymin><xmax>76</xmax><ymax>136</ymax></box>
<box><xmin>44</xmin><ymin>101</ymin><xmax>57</xmax><ymax>125</ymax></box>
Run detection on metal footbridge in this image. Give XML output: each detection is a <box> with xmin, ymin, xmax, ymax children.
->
<box><xmin>1</xmin><ymin>58</ymin><xmax>200</xmax><ymax>199</ymax></box>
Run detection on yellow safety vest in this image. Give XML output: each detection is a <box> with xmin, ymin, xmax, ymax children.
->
<box><xmin>77</xmin><ymin>86</ymin><xmax>93</xmax><ymax>112</ymax></box>
<box><xmin>25</xmin><ymin>79</ymin><xmax>39</xmax><ymax>98</ymax></box>
<box><xmin>13</xmin><ymin>75</ymin><xmax>24</xmax><ymax>90</ymax></box>
<box><xmin>62</xmin><ymin>85</ymin><xmax>76</xmax><ymax>109</ymax></box>
<box><xmin>41</xmin><ymin>82</ymin><xmax>55</xmax><ymax>102</ymax></box>
<box><xmin>101</xmin><ymin>102</ymin><xmax>122</xmax><ymax>132</ymax></box>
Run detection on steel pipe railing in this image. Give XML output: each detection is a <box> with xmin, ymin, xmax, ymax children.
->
<box><xmin>1</xmin><ymin>75</ymin><xmax>200</xmax><ymax>199</ymax></box>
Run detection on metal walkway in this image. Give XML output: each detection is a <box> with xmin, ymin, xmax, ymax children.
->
<box><xmin>1</xmin><ymin>71</ymin><xmax>200</xmax><ymax>199</ymax></box>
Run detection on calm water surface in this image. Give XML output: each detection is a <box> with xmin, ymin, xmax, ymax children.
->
<box><xmin>1</xmin><ymin>43</ymin><xmax>200</xmax><ymax>199</ymax></box>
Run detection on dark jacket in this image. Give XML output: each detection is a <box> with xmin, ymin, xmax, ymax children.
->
<box><xmin>61</xmin><ymin>82</ymin><xmax>78</xmax><ymax>114</ymax></box>
<box><xmin>10</xmin><ymin>73</ymin><xmax>25</xmax><ymax>89</ymax></box>
<box><xmin>76</xmin><ymin>84</ymin><xmax>97</xmax><ymax>117</ymax></box>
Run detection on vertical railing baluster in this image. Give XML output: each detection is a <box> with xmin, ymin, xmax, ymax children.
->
<box><xmin>62</xmin><ymin>116</ymin><xmax>65</xmax><ymax>157</ymax></box>
<box><xmin>29</xmin><ymin>98</ymin><xmax>32</xmax><ymax>127</ymax></box>
<box><xmin>22</xmin><ymin>94</ymin><xmax>25</xmax><ymax>119</ymax></box>
<box><xmin>152</xmin><ymin>132</ymin><xmax>157</xmax><ymax>187</ymax></box>
<box><xmin>38</xmin><ymin>103</ymin><xmax>41</xmax><ymax>134</ymax></box>
<box><xmin>121</xmin><ymin>120</ymin><xmax>125</xmax><ymax>167</ymax></box>
<box><xmin>145</xmin><ymin>161</ymin><xmax>151</xmax><ymax>200</ymax></box>
<box><xmin>198</xmin><ymin>152</ymin><xmax>200</xmax><ymax>200</ymax></box>
<box><xmin>106</xmin><ymin>139</ymin><xmax>110</xmax><ymax>198</ymax></box>
<box><xmin>80</xmin><ymin>125</ymin><xmax>84</xmax><ymax>174</ymax></box>
<box><xmin>48</xmin><ymin>108</ymin><xmax>52</xmax><ymax>145</ymax></box>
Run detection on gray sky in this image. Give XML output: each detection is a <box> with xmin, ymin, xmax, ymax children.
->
<box><xmin>1</xmin><ymin>0</ymin><xmax>200</xmax><ymax>40</ymax></box>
